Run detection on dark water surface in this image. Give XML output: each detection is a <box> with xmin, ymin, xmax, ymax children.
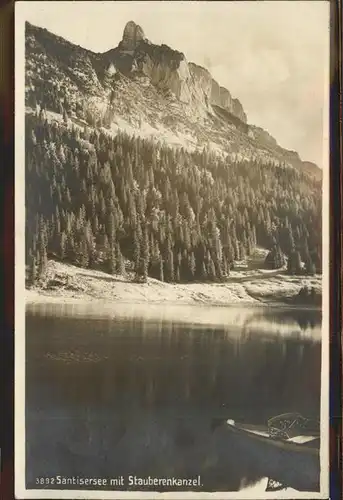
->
<box><xmin>25</xmin><ymin>304</ymin><xmax>322</xmax><ymax>492</ymax></box>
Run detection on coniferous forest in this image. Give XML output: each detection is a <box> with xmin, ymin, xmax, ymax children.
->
<box><xmin>25</xmin><ymin>111</ymin><xmax>322</xmax><ymax>285</ymax></box>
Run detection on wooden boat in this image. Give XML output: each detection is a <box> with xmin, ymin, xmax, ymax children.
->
<box><xmin>222</xmin><ymin>413</ymin><xmax>320</xmax><ymax>491</ymax></box>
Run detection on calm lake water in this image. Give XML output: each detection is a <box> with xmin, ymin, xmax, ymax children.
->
<box><xmin>25</xmin><ymin>304</ymin><xmax>322</xmax><ymax>492</ymax></box>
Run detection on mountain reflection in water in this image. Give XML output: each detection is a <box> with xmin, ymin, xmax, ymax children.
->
<box><xmin>26</xmin><ymin>304</ymin><xmax>321</xmax><ymax>492</ymax></box>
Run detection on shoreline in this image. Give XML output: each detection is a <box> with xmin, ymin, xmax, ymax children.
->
<box><xmin>25</xmin><ymin>289</ymin><xmax>261</xmax><ymax>308</ymax></box>
<box><xmin>25</xmin><ymin>288</ymin><xmax>321</xmax><ymax>311</ymax></box>
<box><xmin>25</xmin><ymin>260</ymin><xmax>322</xmax><ymax>311</ymax></box>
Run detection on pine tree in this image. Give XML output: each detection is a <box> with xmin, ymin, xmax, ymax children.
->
<box><xmin>265</xmin><ymin>244</ymin><xmax>284</xmax><ymax>269</ymax></box>
<box><xmin>175</xmin><ymin>251</ymin><xmax>182</xmax><ymax>282</ymax></box>
<box><xmin>159</xmin><ymin>255</ymin><xmax>164</xmax><ymax>282</ymax></box>
<box><xmin>38</xmin><ymin>217</ymin><xmax>48</xmax><ymax>279</ymax></box>
<box><xmin>38</xmin><ymin>246</ymin><xmax>48</xmax><ymax>280</ymax></box>
<box><xmin>76</xmin><ymin>231</ymin><xmax>90</xmax><ymax>268</ymax></box>
<box><xmin>106</xmin><ymin>211</ymin><xmax>117</xmax><ymax>245</ymax></box>
<box><xmin>141</xmin><ymin>223</ymin><xmax>150</xmax><ymax>282</ymax></box>
<box><xmin>116</xmin><ymin>241</ymin><xmax>125</xmax><ymax>275</ymax></box>
<box><xmin>189</xmin><ymin>252</ymin><xmax>196</xmax><ymax>279</ymax></box>
<box><xmin>175</xmin><ymin>262</ymin><xmax>181</xmax><ymax>283</ymax></box>
<box><xmin>304</xmin><ymin>253</ymin><xmax>316</xmax><ymax>275</ymax></box>
<box><xmin>29</xmin><ymin>254</ymin><xmax>37</xmax><ymax>286</ymax></box>
<box><xmin>287</xmin><ymin>250</ymin><xmax>302</xmax><ymax>275</ymax></box>
<box><xmin>207</xmin><ymin>251</ymin><xmax>216</xmax><ymax>281</ymax></box>
<box><xmin>239</xmin><ymin>241</ymin><xmax>246</xmax><ymax>261</ymax></box>
<box><xmin>66</xmin><ymin>233</ymin><xmax>76</xmax><ymax>262</ymax></box>
<box><xmin>234</xmin><ymin>238</ymin><xmax>240</xmax><ymax>260</ymax></box>
<box><xmin>133</xmin><ymin>227</ymin><xmax>141</xmax><ymax>278</ymax></box>
<box><xmin>165</xmin><ymin>237</ymin><xmax>174</xmax><ymax>282</ymax></box>
<box><xmin>210</xmin><ymin>221</ymin><xmax>223</xmax><ymax>280</ymax></box>
<box><xmin>107</xmin><ymin>242</ymin><xmax>116</xmax><ymax>275</ymax></box>
<box><xmin>59</xmin><ymin>231</ymin><xmax>67</xmax><ymax>260</ymax></box>
<box><xmin>222</xmin><ymin>254</ymin><xmax>228</xmax><ymax>277</ymax></box>
<box><xmin>281</xmin><ymin>222</ymin><xmax>295</xmax><ymax>256</ymax></box>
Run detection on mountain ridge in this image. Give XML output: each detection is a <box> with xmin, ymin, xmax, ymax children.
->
<box><xmin>25</xmin><ymin>20</ymin><xmax>321</xmax><ymax>178</ymax></box>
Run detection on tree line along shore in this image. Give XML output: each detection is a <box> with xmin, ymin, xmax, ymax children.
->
<box><xmin>26</xmin><ymin>111</ymin><xmax>322</xmax><ymax>298</ymax></box>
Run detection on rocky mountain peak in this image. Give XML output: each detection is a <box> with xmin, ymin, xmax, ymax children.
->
<box><xmin>120</xmin><ymin>20</ymin><xmax>146</xmax><ymax>52</ymax></box>
<box><xmin>24</xmin><ymin>21</ymin><xmax>321</xmax><ymax>178</ymax></box>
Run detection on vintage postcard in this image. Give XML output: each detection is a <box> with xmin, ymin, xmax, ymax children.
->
<box><xmin>15</xmin><ymin>1</ymin><xmax>330</xmax><ymax>498</ymax></box>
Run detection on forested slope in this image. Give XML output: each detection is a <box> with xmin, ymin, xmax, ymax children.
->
<box><xmin>26</xmin><ymin>112</ymin><xmax>322</xmax><ymax>285</ymax></box>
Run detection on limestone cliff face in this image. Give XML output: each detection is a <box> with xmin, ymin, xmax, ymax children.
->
<box><xmin>188</xmin><ymin>64</ymin><xmax>247</xmax><ymax>123</ymax></box>
<box><xmin>141</xmin><ymin>55</ymin><xmax>193</xmax><ymax>104</ymax></box>
<box><xmin>232</xmin><ymin>99</ymin><xmax>246</xmax><ymax>123</ymax></box>
<box><xmin>109</xmin><ymin>21</ymin><xmax>248</xmax><ymax>123</ymax></box>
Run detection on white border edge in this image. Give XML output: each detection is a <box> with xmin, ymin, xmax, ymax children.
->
<box><xmin>14</xmin><ymin>1</ymin><xmax>332</xmax><ymax>499</ymax></box>
<box><xmin>15</xmin><ymin>1</ymin><xmax>27</xmax><ymax>499</ymax></box>
<box><xmin>318</xmin><ymin>4</ymin><xmax>331</xmax><ymax>498</ymax></box>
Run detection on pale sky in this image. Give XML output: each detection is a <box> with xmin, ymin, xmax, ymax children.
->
<box><xmin>18</xmin><ymin>1</ymin><xmax>330</xmax><ymax>167</ymax></box>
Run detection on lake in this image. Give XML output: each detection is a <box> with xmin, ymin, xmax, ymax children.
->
<box><xmin>25</xmin><ymin>303</ymin><xmax>322</xmax><ymax>492</ymax></box>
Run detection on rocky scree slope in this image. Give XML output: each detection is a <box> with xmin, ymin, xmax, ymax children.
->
<box><xmin>25</xmin><ymin>20</ymin><xmax>321</xmax><ymax>177</ymax></box>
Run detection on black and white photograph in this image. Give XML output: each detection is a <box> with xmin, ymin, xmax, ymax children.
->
<box><xmin>15</xmin><ymin>1</ymin><xmax>330</xmax><ymax>498</ymax></box>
